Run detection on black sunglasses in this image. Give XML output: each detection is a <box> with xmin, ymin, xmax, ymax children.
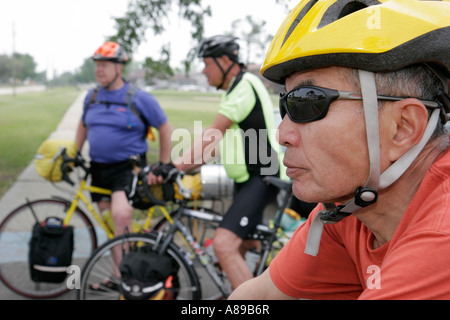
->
<box><xmin>279</xmin><ymin>85</ymin><xmax>440</xmax><ymax>123</ymax></box>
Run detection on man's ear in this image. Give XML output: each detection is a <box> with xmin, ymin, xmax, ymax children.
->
<box><xmin>388</xmin><ymin>98</ymin><xmax>429</xmax><ymax>162</ymax></box>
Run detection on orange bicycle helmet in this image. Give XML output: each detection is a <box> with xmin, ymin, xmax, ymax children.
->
<box><xmin>92</xmin><ymin>41</ymin><xmax>129</xmax><ymax>64</ymax></box>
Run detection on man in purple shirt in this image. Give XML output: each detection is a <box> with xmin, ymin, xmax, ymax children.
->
<box><xmin>75</xmin><ymin>43</ymin><xmax>172</xmax><ymax>289</ymax></box>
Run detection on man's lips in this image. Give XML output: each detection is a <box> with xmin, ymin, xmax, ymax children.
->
<box><xmin>283</xmin><ymin>160</ymin><xmax>303</xmax><ymax>177</ymax></box>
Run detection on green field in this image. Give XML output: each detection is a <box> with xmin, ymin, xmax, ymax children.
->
<box><xmin>0</xmin><ymin>87</ymin><xmax>222</xmax><ymax>198</ymax></box>
<box><xmin>146</xmin><ymin>90</ymin><xmax>221</xmax><ymax>162</ymax></box>
<box><xmin>0</xmin><ymin>87</ymin><xmax>79</xmax><ymax>197</ymax></box>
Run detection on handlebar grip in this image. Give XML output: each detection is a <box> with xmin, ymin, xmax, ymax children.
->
<box><xmin>141</xmin><ymin>182</ymin><xmax>166</xmax><ymax>207</ymax></box>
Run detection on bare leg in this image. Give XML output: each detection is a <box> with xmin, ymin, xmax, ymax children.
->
<box><xmin>109</xmin><ymin>191</ymin><xmax>134</xmax><ymax>277</ymax></box>
<box><xmin>213</xmin><ymin>228</ymin><xmax>253</xmax><ymax>289</ymax></box>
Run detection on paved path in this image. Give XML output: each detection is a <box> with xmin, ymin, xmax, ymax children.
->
<box><xmin>0</xmin><ymin>91</ymin><xmax>86</xmax><ymax>300</ymax></box>
<box><xmin>0</xmin><ymin>85</ymin><xmax>47</xmax><ymax>96</ymax></box>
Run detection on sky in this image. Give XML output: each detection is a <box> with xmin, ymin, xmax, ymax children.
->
<box><xmin>0</xmin><ymin>0</ymin><xmax>294</xmax><ymax>78</ymax></box>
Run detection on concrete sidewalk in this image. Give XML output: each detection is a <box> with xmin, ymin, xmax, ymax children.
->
<box><xmin>0</xmin><ymin>91</ymin><xmax>86</xmax><ymax>300</ymax></box>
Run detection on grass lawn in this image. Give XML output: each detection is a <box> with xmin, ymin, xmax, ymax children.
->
<box><xmin>147</xmin><ymin>90</ymin><xmax>221</xmax><ymax>163</ymax></box>
<box><xmin>0</xmin><ymin>86</ymin><xmax>279</xmax><ymax>198</ymax></box>
<box><xmin>0</xmin><ymin>87</ymin><xmax>80</xmax><ymax>197</ymax></box>
<box><xmin>0</xmin><ymin>87</ymin><xmax>224</xmax><ymax>198</ymax></box>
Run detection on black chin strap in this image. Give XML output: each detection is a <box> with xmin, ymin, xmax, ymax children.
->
<box><xmin>213</xmin><ymin>57</ymin><xmax>236</xmax><ymax>90</ymax></box>
<box><xmin>102</xmin><ymin>64</ymin><xmax>121</xmax><ymax>90</ymax></box>
<box><xmin>304</xmin><ymin>70</ymin><xmax>441</xmax><ymax>256</ymax></box>
<box><xmin>305</xmin><ymin>70</ymin><xmax>381</xmax><ymax>256</ymax></box>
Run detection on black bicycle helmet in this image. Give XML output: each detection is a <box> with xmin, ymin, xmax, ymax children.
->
<box><xmin>198</xmin><ymin>35</ymin><xmax>240</xmax><ymax>63</ymax></box>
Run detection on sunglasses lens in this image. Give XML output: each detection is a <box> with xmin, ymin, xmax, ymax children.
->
<box><xmin>286</xmin><ymin>87</ymin><xmax>329</xmax><ymax>122</ymax></box>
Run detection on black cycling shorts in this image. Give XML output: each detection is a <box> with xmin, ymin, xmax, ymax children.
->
<box><xmin>90</xmin><ymin>160</ymin><xmax>133</xmax><ymax>203</ymax></box>
<box><xmin>219</xmin><ymin>175</ymin><xmax>277</xmax><ymax>239</ymax></box>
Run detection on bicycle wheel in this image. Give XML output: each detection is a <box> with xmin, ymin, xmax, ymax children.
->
<box><xmin>78</xmin><ymin>232</ymin><xmax>201</xmax><ymax>300</ymax></box>
<box><xmin>0</xmin><ymin>198</ymin><xmax>97</xmax><ymax>299</ymax></box>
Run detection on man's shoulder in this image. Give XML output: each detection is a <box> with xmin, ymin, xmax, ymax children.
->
<box><xmin>226</xmin><ymin>71</ymin><xmax>255</xmax><ymax>96</ymax></box>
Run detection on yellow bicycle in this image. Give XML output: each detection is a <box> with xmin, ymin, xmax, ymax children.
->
<box><xmin>0</xmin><ymin>147</ymin><xmax>175</xmax><ymax>299</ymax></box>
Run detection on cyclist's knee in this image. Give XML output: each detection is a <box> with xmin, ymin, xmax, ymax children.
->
<box><xmin>111</xmin><ymin>193</ymin><xmax>133</xmax><ymax>225</ymax></box>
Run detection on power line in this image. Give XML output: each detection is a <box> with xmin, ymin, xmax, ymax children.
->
<box><xmin>12</xmin><ymin>21</ymin><xmax>16</xmax><ymax>96</ymax></box>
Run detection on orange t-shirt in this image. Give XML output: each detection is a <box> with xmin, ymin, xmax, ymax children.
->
<box><xmin>270</xmin><ymin>142</ymin><xmax>450</xmax><ymax>300</ymax></box>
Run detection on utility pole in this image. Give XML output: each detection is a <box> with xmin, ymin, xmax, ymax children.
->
<box><xmin>12</xmin><ymin>21</ymin><xmax>16</xmax><ymax>96</ymax></box>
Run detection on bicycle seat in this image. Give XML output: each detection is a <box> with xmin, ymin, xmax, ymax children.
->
<box><xmin>263</xmin><ymin>176</ymin><xmax>292</xmax><ymax>191</ymax></box>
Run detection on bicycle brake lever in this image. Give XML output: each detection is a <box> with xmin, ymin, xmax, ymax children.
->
<box><xmin>62</xmin><ymin>172</ymin><xmax>75</xmax><ymax>186</ymax></box>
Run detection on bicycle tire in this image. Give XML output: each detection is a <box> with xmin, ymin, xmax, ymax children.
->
<box><xmin>77</xmin><ymin>232</ymin><xmax>201</xmax><ymax>300</ymax></box>
<box><xmin>0</xmin><ymin>198</ymin><xmax>98</xmax><ymax>299</ymax></box>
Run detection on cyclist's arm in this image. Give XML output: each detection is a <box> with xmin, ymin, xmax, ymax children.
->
<box><xmin>75</xmin><ymin>119</ymin><xmax>87</xmax><ymax>151</ymax></box>
<box><xmin>174</xmin><ymin>113</ymin><xmax>232</xmax><ymax>172</ymax></box>
<box><xmin>228</xmin><ymin>268</ymin><xmax>297</xmax><ymax>300</ymax></box>
<box><xmin>157</xmin><ymin>121</ymin><xmax>173</xmax><ymax>164</ymax></box>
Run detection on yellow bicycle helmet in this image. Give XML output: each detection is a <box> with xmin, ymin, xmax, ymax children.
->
<box><xmin>263</xmin><ymin>0</ymin><xmax>450</xmax><ymax>256</ymax></box>
<box><xmin>262</xmin><ymin>0</ymin><xmax>450</xmax><ymax>84</ymax></box>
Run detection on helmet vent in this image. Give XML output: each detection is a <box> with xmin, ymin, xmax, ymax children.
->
<box><xmin>282</xmin><ymin>0</ymin><xmax>318</xmax><ymax>47</ymax></box>
<box><xmin>318</xmin><ymin>0</ymin><xmax>380</xmax><ymax>29</ymax></box>
<box><xmin>338</xmin><ymin>2</ymin><xmax>368</xmax><ymax>19</ymax></box>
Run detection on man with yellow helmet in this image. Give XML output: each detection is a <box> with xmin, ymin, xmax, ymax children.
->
<box><xmin>230</xmin><ymin>0</ymin><xmax>450</xmax><ymax>299</ymax></box>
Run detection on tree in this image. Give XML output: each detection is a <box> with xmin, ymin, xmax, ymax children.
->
<box><xmin>108</xmin><ymin>0</ymin><xmax>292</xmax><ymax>78</ymax></box>
<box><xmin>76</xmin><ymin>58</ymin><xmax>96</xmax><ymax>83</ymax></box>
<box><xmin>109</xmin><ymin>0</ymin><xmax>211</xmax><ymax>78</ymax></box>
<box><xmin>13</xmin><ymin>53</ymin><xmax>37</xmax><ymax>81</ymax></box>
<box><xmin>0</xmin><ymin>53</ymin><xmax>41</xmax><ymax>84</ymax></box>
<box><xmin>143</xmin><ymin>44</ymin><xmax>174</xmax><ymax>83</ymax></box>
<box><xmin>230</xmin><ymin>15</ymin><xmax>273</xmax><ymax>66</ymax></box>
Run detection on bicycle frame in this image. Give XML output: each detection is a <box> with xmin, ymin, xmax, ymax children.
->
<box><xmin>156</xmin><ymin>204</ymin><xmax>232</xmax><ymax>297</ymax></box>
<box><xmin>61</xmin><ymin>179</ymin><xmax>113</xmax><ymax>238</ymax></box>
<box><xmin>61</xmin><ymin>178</ymin><xmax>161</xmax><ymax>240</ymax></box>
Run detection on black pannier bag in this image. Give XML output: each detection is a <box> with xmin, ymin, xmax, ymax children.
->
<box><xmin>28</xmin><ymin>217</ymin><xmax>74</xmax><ymax>283</ymax></box>
<box><xmin>119</xmin><ymin>245</ymin><xmax>177</xmax><ymax>300</ymax></box>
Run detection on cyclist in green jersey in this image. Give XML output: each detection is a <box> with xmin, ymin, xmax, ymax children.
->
<box><xmin>150</xmin><ymin>35</ymin><xmax>294</xmax><ymax>289</ymax></box>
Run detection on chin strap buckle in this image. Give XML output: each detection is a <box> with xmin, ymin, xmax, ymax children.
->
<box><xmin>320</xmin><ymin>187</ymin><xmax>378</xmax><ymax>224</ymax></box>
<box><xmin>354</xmin><ymin>187</ymin><xmax>378</xmax><ymax>207</ymax></box>
<box><xmin>320</xmin><ymin>204</ymin><xmax>351</xmax><ymax>223</ymax></box>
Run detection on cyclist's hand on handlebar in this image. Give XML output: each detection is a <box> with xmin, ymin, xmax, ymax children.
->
<box><xmin>149</xmin><ymin>162</ymin><xmax>178</xmax><ymax>184</ymax></box>
<box><xmin>75</xmin><ymin>150</ymin><xmax>84</xmax><ymax>165</ymax></box>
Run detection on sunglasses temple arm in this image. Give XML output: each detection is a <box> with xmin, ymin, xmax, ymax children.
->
<box><xmin>339</xmin><ymin>91</ymin><xmax>439</xmax><ymax>109</ymax></box>
<box><xmin>337</xmin><ymin>91</ymin><xmax>363</xmax><ymax>100</ymax></box>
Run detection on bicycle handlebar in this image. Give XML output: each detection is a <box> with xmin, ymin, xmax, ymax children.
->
<box><xmin>57</xmin><ymin>148</ymin><xmax>88</xmax><ymax>186</ymax></box>
<box><xmin>134</xmin><ymin>165</ymin><xmax>192</xmax><ymax>203</ymax></box>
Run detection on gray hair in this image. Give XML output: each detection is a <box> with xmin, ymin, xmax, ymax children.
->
<box><xmin>347</xmin><ymin>64</ymin><xmax>448</xmax><ymax>147</ymax></box>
